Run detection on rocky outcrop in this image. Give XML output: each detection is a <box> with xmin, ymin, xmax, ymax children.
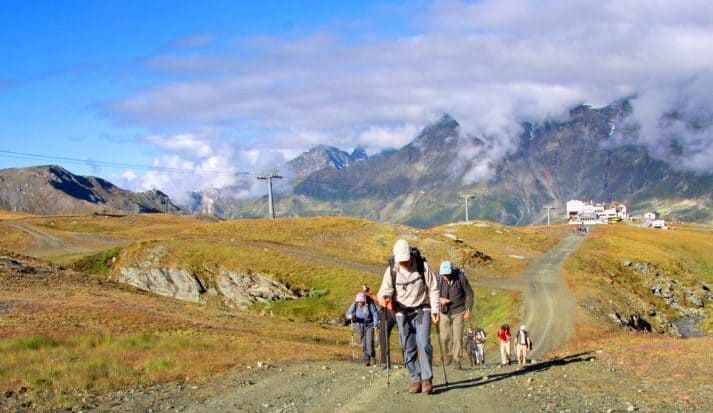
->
<box><xmin>114</xmin><ymin>245</ymin><xmax>296</xmax><ymax>307</ymax></box>
<box><xmin>217</xmin><ymin>270</ymin><xmax>297</xmax><ymax>309</ymax></box>
<box><xmin>616</xmin><ymin>260</ymin><xmax>713</xmax><ymax>335</ymax></box>
<box><xmin>116</xmin><ymin>267</ymin><xmax>206</xmax><ymax>302</ymax></box>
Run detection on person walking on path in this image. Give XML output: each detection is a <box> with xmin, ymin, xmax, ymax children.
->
<box><xmin>346</xmin><ymin>292</ymin><xmax>379</xmax><ymax>366</ymax></box>
<box><xmin>515</xmin><ymin>325</ymin><xmax>533</xmax><ymax>367</ymax></box>
<box><xmin>437</xmin><ymin>260</ymin><xmax>474</xmax><ymax>370</ymax></box>
<box><xmin>474</xmin><ymin>326</ymin><xmax>487</xmax><ymax>365</ymax></box>
<box><xmin>364</xmin><ymin>283</ymin><xmax>396</xmax><ymax>368</ymax></box>
<box><xmin>377</xmin><ymin>239</ymin><xmax>440</xmax><ymax>395</ymax></box>
<box><xmin>497</xmin><ymin>324</ymin><xmax>512</xmax><ymax>366</ymax></box>
<box><xmin>464</xmin><ymin>325</ymin><xmax>478</xmax><ymax>367</ymax></box>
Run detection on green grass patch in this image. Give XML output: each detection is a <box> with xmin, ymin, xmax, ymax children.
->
<box><xmin>69</xmin><ymin>249</ymin><xmax>120</xmax><ymax>276</ymax></box>
<box><xmin>1</xmin><ymin>335</ymin><xmax>59</xmax><ymax>351</ymax></box>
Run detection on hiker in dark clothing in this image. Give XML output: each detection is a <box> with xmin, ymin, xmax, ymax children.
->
<box><xmin>346</xmin><ymin>292</ymin><xmax>379</xmax><ymax>366</ymax></box>
<box><xmin>464</xmin><ymin>324</ymin><xmax>478</xmax><ymax>367</ymax></box>
<box><xmin>437</xmin><ymin>260</ymin><xmax>474</xmax><ymax>370</ymax></box>
<box><xmin>364</xmin><ymin>283</ymin><xmax>397</xmax><ymax>368</ymax></box>
<box><xmin>377</xmin><ymin>239</ymin><xmax>440</xmax><ymax>395</ymax></box>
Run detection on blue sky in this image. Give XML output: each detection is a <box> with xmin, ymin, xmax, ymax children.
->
<box><xmin>1</xmin><ymin>0</ymin><xmax>712</xmax><ymax>202</ymax></box>
<box><xmin>0</xmin><ymin>1</ymin><xmax>411</xmax><ymax>179</ymax></box>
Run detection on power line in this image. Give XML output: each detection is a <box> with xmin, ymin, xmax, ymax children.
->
<box><xmin>0</xmin><ymin>149</ymin><xmax>251</xmax><ymax>176</ymax></box>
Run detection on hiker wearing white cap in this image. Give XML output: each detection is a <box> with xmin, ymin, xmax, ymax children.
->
<box><xmin>437</xmin><ymin>260</ymin><xmax>474</xmax><ymax>370</ymax></box>
<box><xmin>515</xmin><ymin>325</ymin><xmax>532</xmax><ymax>367</ymax></box>
<box><xmin>377</xmin><ymin>239</ymin><xmax>440</xmax><ymax>394</ymax></box>
<box><xmin>346</xmin><ymin>292</ymin><xmax>379</xmax><ymax>366</ymax></box>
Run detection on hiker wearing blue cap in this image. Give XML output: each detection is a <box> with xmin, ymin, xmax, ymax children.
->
<box><xmin>437</xmin><ymin>260</ymin><xmax>474</xmax><ymax>370</ymax></box>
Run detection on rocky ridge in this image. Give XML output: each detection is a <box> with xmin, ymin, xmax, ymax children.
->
<box><xmin>0</xmin><ymin>165</ymin><xmax>181</xmax><ymax>215</ymax></box>
<box><xmin>114</xmin><ymin>245</ymin><xmax>297</xmax><ymax>308</ymax></box>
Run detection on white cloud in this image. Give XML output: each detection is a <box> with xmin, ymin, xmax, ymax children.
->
<box><xmin>121</xmin><ymin>170</ymin><xmax>137</xmax><ymax>181</ymax></box>
<box><xmin>108</xmin><ymin>0</ymin><xmax>713</xmax><ymax>191</ymax></box>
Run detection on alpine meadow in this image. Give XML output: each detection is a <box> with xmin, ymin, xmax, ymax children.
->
<box><xmin>1</xmin><ymin>1</ymin><xmax>712</xmax><ymax>412</ymax></box>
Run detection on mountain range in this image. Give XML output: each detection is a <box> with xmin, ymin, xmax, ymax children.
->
<box><xmin>0</xmin><ymin>165</ymin><xmax>180</xmax><ymax>215</ymax></box>
<box><xmin>191</xmin><ymin>100</ymin><xmax>713</xmax><ymax>226</ymax></box>
<box><xmin>1</xmin><ymin>99</ymin><xmax>711</xmax><ymax>226</ymax></box>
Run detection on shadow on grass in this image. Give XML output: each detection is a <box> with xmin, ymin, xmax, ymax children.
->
<box><xmin>431</xmin><ymin>352</ymin><xmax>594</xmax><ymax>394</ymax></box>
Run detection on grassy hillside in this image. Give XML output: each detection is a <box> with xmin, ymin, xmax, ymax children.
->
<box><xmin>565</xmin><ymin>223</ymin><xmax>713</xmax><ymax>336</ymax></box>
<box><xmin>0</xmin><ymin>251</ymin><xmax>347</xmax><ymax>410</ymax></box>
<box><xmin>428</xmin><ymin>221</ymin><xmax>570</xmax><ymax>277</ymax></box>
<box><xmin>1</xmin><ymin>211</ymin><xmax>542</xmax><ymax>408</ymax></box>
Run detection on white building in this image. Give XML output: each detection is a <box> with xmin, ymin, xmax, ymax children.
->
<box><xmin>652</xmin><ymin>219</ymin><xmax>667</xmax><ymax>229</ymax></box>
<box><xmin>566</xmin><ymin>200</ymin><xmax>628</xmax><ymax>224</ymax></box>
<box><xmin>566</xmin><ymin>200</ymin><xmax>586</xmax><ymax>222</ymax></box>
<box><xmin>644</xmin><ymin>212</ymin><xmax>656</xmax><ymax>220</ymax></box>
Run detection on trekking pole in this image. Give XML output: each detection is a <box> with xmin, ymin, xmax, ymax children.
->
<box><xmin>384</xmin><ymin>315</ymin><xmax>391</xmax><ymax>388</ymax></box>
<box><xmin>350</xmin><ymin>319</ymin><xmax>355</xmax><ymax>361</ymax></box>
<box><xmin>435</xmin><ymin>323</ymin><xmax>449</xmax><ymax>388</ymax></box>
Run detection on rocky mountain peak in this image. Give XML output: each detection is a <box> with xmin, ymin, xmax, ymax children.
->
<box><xmin>0</xmin><ymin>165</ymin><xmax>181</xmax><ymax>215</ymax></box>
<box><xmin>288</xmin><ymin>144</ymin><xmax>369</xmax><ymax>180</ymax></box>
<box><xmin>409</xmin><ymin>114</ymin><xmax>460</xmax><ymax>151</ymax></box>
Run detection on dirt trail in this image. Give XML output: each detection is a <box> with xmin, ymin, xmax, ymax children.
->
<box><xmin>4</xmin><ymin>221</ymin><xmax>129</xmax><ymax>258</ymax></box>
<box><xmin>520</xmin><ymin>235</ymin><xmax>583</xmax><ymax>358</ymax></box>
<box><xmin>470</xmin><ymin>235</ymin><xmax>583</xmax><ymax>359</ymax></box>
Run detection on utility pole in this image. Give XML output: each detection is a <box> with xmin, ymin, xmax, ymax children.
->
<box><xmin>543</xmin><ymin>206</ymin><xmax>556</xmax><ymax>226</ymax></box>
<box><xmin>461</xmin><ymin>194</ymin><xmax>475</xmax><ymax>223</ymax></box>
<box><xmin>257</xmin><ymin>174</ymin><xmax>283</xmax><ymax>218</ymax></box>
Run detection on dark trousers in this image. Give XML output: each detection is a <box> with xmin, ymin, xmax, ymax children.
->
<box><xmin>378</xmin><ymin>308</ymin><xmax>397</xmax><ymax>366</ymax></box>
<box><xmin>357</xmin><ymin>324</ymin><xmax>375</xmax><ymax>362</ymax></box>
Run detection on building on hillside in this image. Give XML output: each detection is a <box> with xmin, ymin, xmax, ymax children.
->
<box><xmin>651</xmin><ymin>219</ymin><xmax>668</xmax><ymax>229</ymax></box>
<box><xmin>566</xmin><ymin>200</ymin><xmax>628</xmax><ymax>225</ymax></box>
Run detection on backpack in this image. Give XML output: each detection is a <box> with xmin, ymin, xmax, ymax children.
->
<box><xmin>517</xmin><ymin>330</ymin><xmax>529</xmax><ymax>345</ymax></box>
<box><xmin>475</xmin><ymin>328</ymin><xmax>487</xmax><ymax>343</ymax></box>
<box><xmin>388</xmin><ymin>247</ymin><xmax>427</xmax><ymax>308</ymax></box>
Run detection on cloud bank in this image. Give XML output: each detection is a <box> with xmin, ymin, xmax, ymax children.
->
<box><xmin>109</xmin><ymin>0</ymin><xmax>713</xmax><ymax>198</ymax></box>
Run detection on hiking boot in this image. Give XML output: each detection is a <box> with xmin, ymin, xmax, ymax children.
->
<box><xmin>421</xmin><ymin>379</ymin><xmax>433</xmax><ymax>394</ymax></box>
<box><xmin>407</xmin><ymin>381</ymin><xmax>422</xmax><ymax>394</ymax></box>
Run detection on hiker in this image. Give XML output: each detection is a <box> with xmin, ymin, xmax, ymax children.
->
<box><xmin>474</xmin><ymin>326</ymin><xmax>487</xmax><ymax>365</ymax></box>
<box><xmin>377</xmin><ymin>239</ymin><xmax>440</xmax><ymax>394</ymax></box>
<box><xmin>515</xmin><ymin>325</ymin><xmax>532</xmax><ymax>367</ymax></box>
<box><xmin>464</xmin><ymin>325</ymin><xmax>478</xmax><ymax>367</ymax></box>
<box><xmin>365</xmin><ymin>283</ymin><xmax>396</xmax><ymax>368</ymax></box>
<box><xmin>497</xmin><ymin>324</ymin><xmax>512</xmax><ymax>366</ymax></box>
<box><xmin>437</xmin><ymin>260</ymin><xmax>474</xmax><ymax>370</ymax></box>
<box><xmin>346</xmin><ymin>292</ymin><xmax>379</xmax><ymax>366</ymax></box>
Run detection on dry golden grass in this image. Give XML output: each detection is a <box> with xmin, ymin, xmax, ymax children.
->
<box><xmin>29</xmin><ymin>213</ymin><xmax>206</xmax><ymax>239</ymax></box>
<box><xmin>0</xmin><ymin>222</ymin><xmax>33</xmax><ymax>250</ymax></box>
<box><xmin>0</xmin><ymin>254</ymin><xmax>348</xmax><ymax>409</ymax></box>
<box><xmin>429</xmin><ymin>221</ymin><xmax>570</xmax><ymax>277</ymax></box>
<box><xmin>604</xmin><ymin>334</ymin><xmax>712</xmax><ymax>408</ymax></box>
<box><xmin>0</xmin><ymin>210</ymin><xmax>34</xmax><ymax>220</ymax></box>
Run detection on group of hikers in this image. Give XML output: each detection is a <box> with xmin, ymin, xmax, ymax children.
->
<box><xmin>345</xmin><ymin>239</ymin><xmax>534</xmax><ymax>395</ymax></box>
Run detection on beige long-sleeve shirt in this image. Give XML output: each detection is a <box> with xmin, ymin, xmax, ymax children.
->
<box><xmin>377</xmin><ymin>260</ymin><xmax>440</xmax><ymax>313</ymax></box>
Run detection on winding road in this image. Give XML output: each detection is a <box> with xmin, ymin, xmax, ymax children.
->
<box><xmin>519</xmin><ymin>235</ymin><xmax>583</xmax><ymax>358</ymax></box>
<box><xmin>470</xmin><ymin>235</ymin><xmax>583</xmax><ymax>359</ymax></box>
